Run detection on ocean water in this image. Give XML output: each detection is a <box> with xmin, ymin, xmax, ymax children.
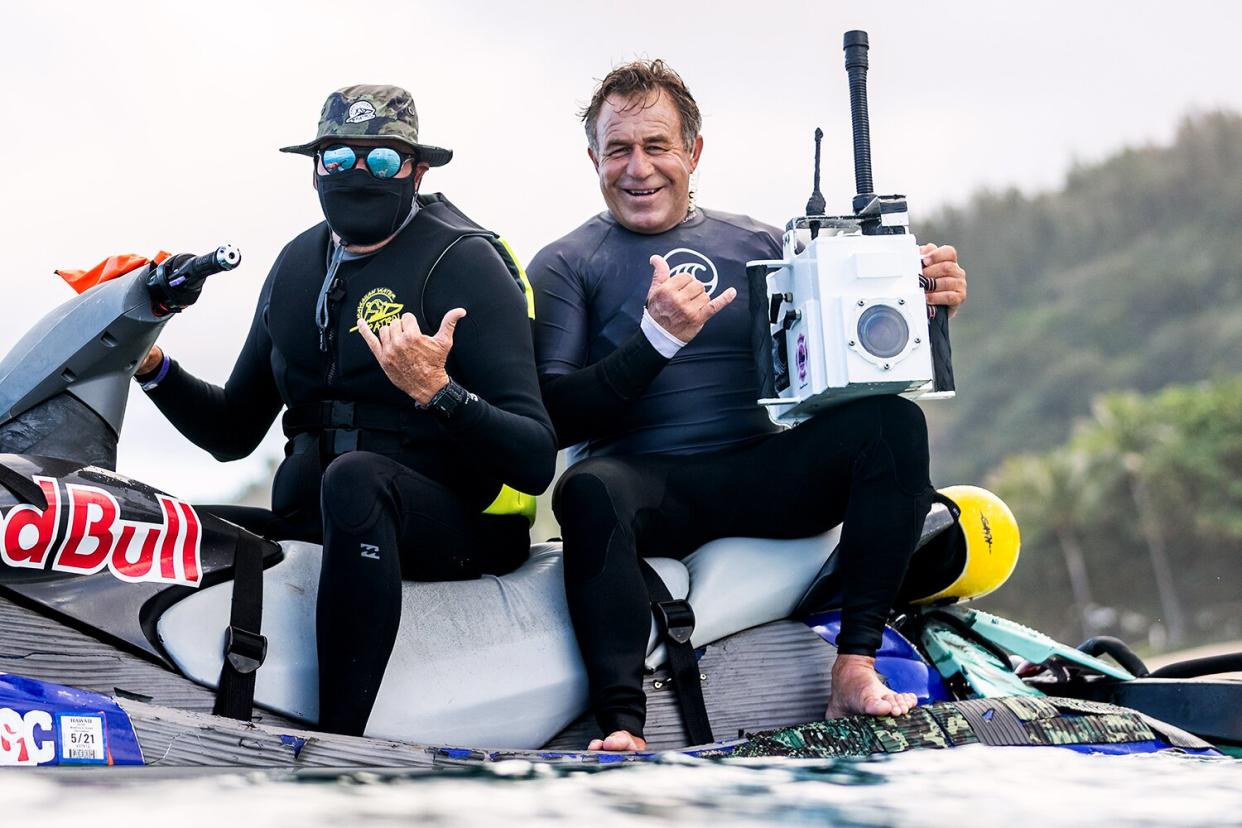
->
<box><xmin>5</xmin><ymin>747</ymin><xmax>1242</xmax><ymax>827</ymax></box>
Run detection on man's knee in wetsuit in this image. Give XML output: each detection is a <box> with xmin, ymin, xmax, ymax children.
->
<box><xmin>553</xmin><ymin>456</ymin><xmax>646</xmax><ymax>586</ymax></box>
<box><xmin>854</xmin><ymin>394</ymin><xmax>932</xmax><ymax>494</ymax></box>
<box><xmin>320</xmin><ymin>451</ymin><xmax>392</xmax><ymax>532</ymax></box>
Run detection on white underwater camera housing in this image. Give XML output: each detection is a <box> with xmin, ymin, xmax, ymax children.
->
<box><xmin>750</xmin><ymin>30</ymin><xmax>955</xmax><ymax>427</ymax></box>
<box><xmin>753</xmin><ymin>222</ymin><xmax>948</xmax><ymax>426</ymax></box>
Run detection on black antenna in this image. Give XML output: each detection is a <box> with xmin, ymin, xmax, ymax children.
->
<box><xmin>805</xmin><ymin>128</ymin><xmax>826</xmax><ymax>239</ymax></box>
<box><xmin>843</xmin><ymin>30</ymin><xmax>874</xmax><ymax>212</ymax></box>
<box><xmin>806</xmin><ymin>127</ymin><xmax>826</xmax><ymax>216</ymax></box>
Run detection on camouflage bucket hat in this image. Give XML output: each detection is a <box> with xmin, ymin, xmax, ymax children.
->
<box><xmin>280</xmin><ymin>84</ymin><xmax>453</xmax><ymax>167</ymax></box>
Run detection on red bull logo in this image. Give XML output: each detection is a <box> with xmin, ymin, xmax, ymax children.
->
<box><xmin>0</xmin><ymin>476</ymin><xmax>202</xmax><ymax>587</ymax></box>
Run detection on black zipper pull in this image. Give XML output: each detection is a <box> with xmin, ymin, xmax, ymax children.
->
<box><xmin>317</xmin><ymin>278</ymin><xmax>347</xmax><ymax>353</ymax></box>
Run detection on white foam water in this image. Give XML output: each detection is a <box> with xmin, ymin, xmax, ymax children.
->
<box><xmin>4</xmin><ymin>746</ymin><xmax>1242</xmax><ymax>827</ymax></box>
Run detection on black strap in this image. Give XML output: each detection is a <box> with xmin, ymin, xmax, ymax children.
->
<box><xmin>213</xmin><ymin>529</ymin><xmax>268</xmax><ymax>720</ymax></box>
<box><xmin>0</xmin><ymin>463</ymin><xmax>48</xmax><ymax>509</ymax></box>
<box><xmin>282</xmin><ymin>400</ymin><xmax>415</xmax><ymax>435</ymax></box>
<box><xmin>639</xmin><ymin>561</ymin><xmax>714</xmax><ymax>746</ymax></box>
<box><xmin>288</xmin><ymin>429</ymin><xmax>410</xmax><ymax>460</ymax></box>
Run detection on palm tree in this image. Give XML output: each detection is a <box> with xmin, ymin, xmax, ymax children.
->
<box><xmin>1082</xmin><ymin>393</ymin><xmax>1187</xmax><ymax>647</ymax></box>
<box><xmin>995</xmin><ymin>451</ymin><xmax>1099</xmax><ymax>642</ymax></box>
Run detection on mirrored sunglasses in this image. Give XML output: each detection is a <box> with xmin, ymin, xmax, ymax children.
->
<box><xmin>318</xmin><ymin>145</ymin><xmax>414</xmax><ymax>179</ymax></box>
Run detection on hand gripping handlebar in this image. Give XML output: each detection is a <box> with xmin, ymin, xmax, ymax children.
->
<box><xmin>148</xmin><ymin>244</ymin><xmax>241</xmax><ymax>315</ymax></box>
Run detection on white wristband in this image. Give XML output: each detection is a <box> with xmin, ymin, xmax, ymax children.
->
<box><xmin>641</xmin><ymin>308</ymin><xmax>687</xmax><ymax>358</ymax></box>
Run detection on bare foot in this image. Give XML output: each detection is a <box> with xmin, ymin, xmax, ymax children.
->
<box><xmin>824</xmin><ymin>653</ymin><xmax>918</xmax><ymax>719</ymax></box>
<box><xmin>586</xmin><ymin>730</ymin><xmax>648</xmax><ymax>752</ymax></box>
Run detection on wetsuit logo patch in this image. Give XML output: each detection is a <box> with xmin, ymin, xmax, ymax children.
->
<box><xmin>346</xmin><ymin>100</ymin><xmax>377</xmax><ymax>124</ymax></box>
<box><xmin>663</xmin><ymin>248</ymin><xmax>720</xmax><ymax>296</ymax></box>
<box><xmin>351</xmin><ymin>287</ymin><xmax>405</xmax><ymax>333</ymax></box>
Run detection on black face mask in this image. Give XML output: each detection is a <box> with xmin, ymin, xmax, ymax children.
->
<box><xmin>316</xmin><ymin>168</ymin><xmax>415</xmax><ymax>246</ymax></box>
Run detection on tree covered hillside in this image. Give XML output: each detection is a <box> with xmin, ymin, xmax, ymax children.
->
<box><xmin>919</xmin><ymin>111</ymin><xmax>1242</xmax><ymax>487</ymax></box>
<box><xmin>983</xmin><ymin>379</ymin><xmax>1242</xmax><ymax>648</ymax></box>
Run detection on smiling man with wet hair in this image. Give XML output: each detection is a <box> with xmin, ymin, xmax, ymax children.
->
<box><xmin>528</xmin><ymin>59</ymin><xmax>967</xmax><ymax>751</ymax></box>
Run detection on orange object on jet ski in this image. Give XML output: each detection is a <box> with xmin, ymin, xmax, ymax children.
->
<box><xmin>55</xmin><ymin>251</ymin><xmax>173</xmax><ymax>294</ymax></box>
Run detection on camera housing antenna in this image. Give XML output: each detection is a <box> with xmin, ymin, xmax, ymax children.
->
<box><xmin>845</xmin><ymin>30</ymin><xmax>874</xmax><ymax>206</ymax></box>
<box><xmin>843</xmin><ymin>30</ymin><xmax>910</xmax><ymax>237</ymax></box>
<box><xmin>843</xmin><ymin>29</ymin><xmax>954</xmax><ymax>392</ymax></box>
<box><xmin>806</xmin><ymin>128</ymin><xmax>827</xmax><ymax>240</ymax></box>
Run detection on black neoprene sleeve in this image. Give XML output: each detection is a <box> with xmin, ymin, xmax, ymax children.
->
<box><xmin>538</xmin><ymin>331</ymin><xmax>669</xmax><ymax>448</ymax></box>
<box><xmin>143</xmin><ymin>272</ymin><xmax>283</xmax><ymax>461</ymax></box>
<box><xmin>418</xmin><ymin>236</ymin><xmax>556</xmax><ymax>494</ymax></box>
<box><xmin>528</xmin><ymin>244</ymin><xmax>671</xmax><ymax>448</ymax></box>
<box><xmin>144</xmin><ymin>237</ymin><xmax>556</xmax><ymax>497</ymax></box>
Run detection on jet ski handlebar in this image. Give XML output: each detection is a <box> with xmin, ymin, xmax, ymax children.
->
<box><xmin>147</xmin><ymin>244</ymin><xmax>241</xmax><ymax>315</ymax></box>
<box><xmin>170</xmin><ymin>245</ymin><xmax>241</xmax><ymax>285</ymax></box>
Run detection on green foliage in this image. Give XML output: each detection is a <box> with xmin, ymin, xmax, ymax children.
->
<box><xmin>983</xmin><ymin>379</ymin><xmax>1242</xmax><ymax>647</ymax></box>
<box><xmin>926</xmin><ymin>113</ymin><xmax>1242</xmax><ymax>648</ymax></box>
<box><xmin>922</xmin><ymin>111</ymin><xmax>1242</xmax><ymax>486</ymax></box>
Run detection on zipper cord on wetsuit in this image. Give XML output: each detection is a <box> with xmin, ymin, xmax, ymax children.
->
<box><xmin>316</xmin><ymin>244</ymin><xmax>345</xmax><ymax>352</ymax></box>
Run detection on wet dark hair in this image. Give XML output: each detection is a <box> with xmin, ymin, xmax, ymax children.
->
<box><xmin>580</xmin><ymin>59</ymin><xmax>701</xmax><ymax>153</ymax></box>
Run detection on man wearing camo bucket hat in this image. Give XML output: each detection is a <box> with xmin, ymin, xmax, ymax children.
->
<box><xmin>280</xmin><ymin>85</ymin><xmax>455</xmax><ymax>246</ymax></box>
<box><xmin>283</xmin><ymin>85</ymin><xmax>455</xmax><ymax>166</ymax></box>
<box><xmin>133</xmin><ymin>85</ymin><xmax>556</xmax><ymax>736</ymax></box>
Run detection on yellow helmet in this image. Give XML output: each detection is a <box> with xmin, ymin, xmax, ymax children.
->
<box><xmin>911</xmin><ymin>485</ymin><xmax>1021</xmax><ymax>605</ymax></box>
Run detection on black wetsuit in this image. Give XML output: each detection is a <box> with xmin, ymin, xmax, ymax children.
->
<box><xmin>530</xmin><ymin>209</ymin><xmax>933</xmax><ymax>739</ymax></box>
<box><xmin>144</xmin><ymin>196</ymin><xmax>556</xmax><ymax>735</ymax></box>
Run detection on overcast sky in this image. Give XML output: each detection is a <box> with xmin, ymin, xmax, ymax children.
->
<box><xmin>2</xmin><ymin>1</ymin><xmax>1240</xmax><ymax>501</ymax></box>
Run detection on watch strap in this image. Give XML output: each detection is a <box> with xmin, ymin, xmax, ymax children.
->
<box><xmin>428</xmin><ymin>378</ymin><xmax>473</xmax><ymax>420</ymax></box>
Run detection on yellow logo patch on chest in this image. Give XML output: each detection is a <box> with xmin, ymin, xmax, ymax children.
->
<box><xmin>350</xmin><ymin>287</ymin><xmax>405</xmax><ymax>333</ymax></box>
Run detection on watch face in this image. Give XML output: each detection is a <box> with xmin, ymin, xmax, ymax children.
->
<box><xmin>431</xmin><ymin>380</ymin><xmax>468</xmax><ymax>418</ymax></box>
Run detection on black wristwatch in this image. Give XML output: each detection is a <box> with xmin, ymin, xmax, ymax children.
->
<box><xmin>427</xmin><ymin>378</ymin><xmax>474</xmax><ymax>421</ymax></box>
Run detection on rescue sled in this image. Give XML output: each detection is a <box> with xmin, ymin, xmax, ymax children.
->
<box><xmin>0</xmin><ymin>249</ymin><xmax>1238</xmax><ymax>768</ymax></box>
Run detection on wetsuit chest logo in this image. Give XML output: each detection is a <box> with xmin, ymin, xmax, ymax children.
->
<box><xmin>662</xmin><ymin>248</ymin><xmax>720</xmax><ymax>296</ymax></box>
<box><xmin>351</xmin><ymin>287</ymin><xmax>405</xmax><ymax>334</ymax></box>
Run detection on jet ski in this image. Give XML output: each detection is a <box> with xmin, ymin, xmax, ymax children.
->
<box><xmin>0</xmin><ymin>246</ymin><xmax>1237</xmax><ymax>769</ymax></box>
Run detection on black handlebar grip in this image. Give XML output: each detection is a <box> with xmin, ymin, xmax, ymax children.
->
<box><xmin>168</xmin><ymin>244</ymin><xmax>242</xmax><ymax>287</ymax></box>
